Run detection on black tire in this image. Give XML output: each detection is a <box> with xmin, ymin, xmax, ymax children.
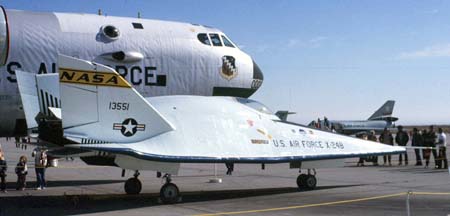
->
<box><xmin>296</xmin><ymin>174</ymin><xmax>308</xmax><ymax>188</ymax></box>
<box><xmin>124</xmin><ymin>177</ymin><xmax>142</xmax><ymax>195</ymax></box>
<box><xmin>160</xmin><ymin>183</ymin><xmax>180</xmax><ymax>204</ymax></box>
<box><xmin>304</xmin><ymin>175</ymin><xmax>317</xmax><ymax>190</ymax></box>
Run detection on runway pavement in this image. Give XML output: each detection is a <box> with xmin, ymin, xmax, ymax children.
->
<box><xmin>0</xmin><ymin>137</ymin><xmax>449</xmax><ymax>216</ymax></box>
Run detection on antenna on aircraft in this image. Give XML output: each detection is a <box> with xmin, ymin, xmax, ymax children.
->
<box><xmin>138</xmin><ymin>12</ymin><xmax>141</xmax><ymax>18</ymax></box>
<box><xmin>98</xmin><ymin>9</ymin><xmax>102</xmax><ymax>16</ymax></box>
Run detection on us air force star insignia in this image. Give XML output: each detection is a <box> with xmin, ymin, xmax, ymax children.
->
<box><xmin>113</xmin><ymin>118</ymin><xmax>146</xmax><ymax>137</ymax></box>
<box><xmin>220</xmin><ymin>55</ymin><xmax>238</xmax><ymax>81</ymax></box>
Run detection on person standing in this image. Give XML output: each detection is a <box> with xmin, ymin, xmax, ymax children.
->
<box><xmin>395</xmin><ymin>126</ymin><xmax>409</xmax><ymax>165</ymax></box>
<box><xmin>32</xmin><ymin>148</ymin><xmax>48</xmax><ymax>190</ymax></box>
<box><xmin>323</xmin><ymin>117</ymin><xmax>330</xmax><ymax>130</ymax></box>
<box><xmin>411</xmin><ymin>128</ymin><xmax>424</xmax><ymax>166</ymax></box>
<box><xmin>437</xmin><ymin>128</ymin><xmax>448</xmax><ymax>169</ymax></box>
<box><xmin>368</xmin><ymin>130</ymin><xmax>379</xmax><ymax>166</ymax></box>
<box><xmin>422</xmin><ymin>129</ymin><xmax>432</xmax><ymax>168</ymax></box>
<box><xmin>425</xmin><ymin>126</ymin><xmax>438</xmax><ymax>168</ymax></box>
<box><xmin>0</xmin><ymin>149</ymin><xmax>7</xmax><ymax>193</ymax></box>
<box><xmin>379</xmin><ymin>128</ymin><xmax>394</xmax><ymax>166</ymax></box>
<box><xmin>15</xmin><ymin>155</ymin><xmax>28</xmax><ymax>190</ymax></box>
<box><xmin>356</xmin><ymin>134</ymin><xmax>368</xmax><ymax>166</ymax></box>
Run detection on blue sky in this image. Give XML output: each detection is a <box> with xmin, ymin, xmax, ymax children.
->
<box><xmin>2</xmin><ymin>0</ymin><xmax>449</xmax><ymax>125</ymax></box>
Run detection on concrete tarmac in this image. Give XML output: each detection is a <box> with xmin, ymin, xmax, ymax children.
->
<box><xmin>0</xmin><ymin>137</ymin><xmax>449</xmax><ymax>216</ymax></box>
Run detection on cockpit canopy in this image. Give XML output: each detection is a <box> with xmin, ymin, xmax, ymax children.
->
<box><xmin>236</xmin><ymin>98</ymin><xmax>273</xmax><ymax>115</ymax></box>
<box><xmin>197</xmin><ymin>33</ymin><xmax>236</xmax><ymax>48</ymax></box>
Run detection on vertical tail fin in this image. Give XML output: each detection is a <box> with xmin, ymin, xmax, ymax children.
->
<box><xmin>16</xmin><ymin>70</ymin><xmax>40</xmax><ymax>130</ymax></box>
<box><xmin>59</xmin><ymin>55</ymin><xmax>174</xmax><ymax>143</ymax></box>
<box><xmin>16</xmin><ymin>71</ymin><xmax>61</xmax><ymax>130</ymax></box>
<box><xmin>368</xmin><ymin>100</ymin><xmax>395</xmax><ymax>120</ymax></box>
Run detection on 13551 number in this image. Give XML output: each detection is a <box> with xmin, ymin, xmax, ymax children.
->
<box><xmin>109</xmin><ymin>102</ymin><xmax>130</xmax><ymax>111</ymax></box>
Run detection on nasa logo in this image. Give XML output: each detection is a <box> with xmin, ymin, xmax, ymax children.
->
<box><xmin>113</xmin><ymin>118</ymin><xmax>146</xmax><ymax>137</ymax></box>
<box><xmin>220</xmin><ymin>55</ymin><xmax>238</xmax><ymax>80</ymax></box>
<box><xmin>59</xmin><ymin>68</ymin><xmax>131</xmax><ymax>88</ymax></box>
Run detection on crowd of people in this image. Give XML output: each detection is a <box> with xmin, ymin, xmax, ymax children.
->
<box><xmin>0</xmin><ymin>145</ymin><xmax>48</xmax><ymax>192</ymax></box>
<box><xmin>356</xmin><ymin>125</ymin><xmax>448</xmax><ymax>169</ymax></box>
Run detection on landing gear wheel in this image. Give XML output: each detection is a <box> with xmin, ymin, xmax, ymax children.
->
<box><xmin>160</xmin><ymin>183</ymin><xmax>180</xmax><ymax>204</ymax></box>
<box><xmin>296</xmin><ymin>174</ymin><xmax>308</xmax><ymax>188</ymax></box>
<box><xmin>124</xmin><ymin>177</ymin><xmax>142</xmax><ymax>195</ymax></box>
<box><xmin>304</xmin><ymin>175</ymin><xmax>317</xmax><ymax>190</ymax></box>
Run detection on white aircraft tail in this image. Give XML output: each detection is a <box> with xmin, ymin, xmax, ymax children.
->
<box><xmin>16</xmin><ymin>71</ymin><xmax>61</xmax><ymax>130</ymax></box>
<box><xmin>58</xmin><ymin>55</ymin><xmax>175</xmax><ymax>143</ymax></box>
<box><xmin>368</xmin><ymin>100</ymin><xmax>395</xmax><ymax>121</ymax></box>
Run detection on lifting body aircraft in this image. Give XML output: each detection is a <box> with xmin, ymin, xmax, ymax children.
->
<box><xmin>16</xmin><ymin>55</ymin><xmax>405</xmax><ymax>203</ymax></box>
<box><xmin>0</xmin><ymin>6</ymin><xmax>263</xmax><ymax>136</ymax></box>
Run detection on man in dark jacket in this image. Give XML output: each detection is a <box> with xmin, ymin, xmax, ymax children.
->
<box><xmin>395</xmin><ymin>126</ymin><xmax>409</xmax><ymax>165</ymax></box>
<box><xmin>423</xmin><ymin>126</ymin><xmax>437</xmax><ymax>168</ymax></box>
<box><xmin>379</xmin><ymin>128</ymin><xmax>394</xmax><ymax>166</ymax></box>
<box><xmin>425</xmin><ymin>126</ymin><xmax>438</xmax><ymax>168</ymax></box>
<box><xmin>411</xmin><ymin>128</ymin><xmax>424</xmax><ymax>166</ymax></box>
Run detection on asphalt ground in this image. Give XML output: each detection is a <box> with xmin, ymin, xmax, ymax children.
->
<box><xmin>0</xmin><ymin>137</ymin><xmax>449</xmax><ymax>216</ymax></box>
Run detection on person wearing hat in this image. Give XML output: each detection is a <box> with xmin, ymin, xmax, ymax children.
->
<box><xmin>395</xmin><ymin>125</ymin><xmax>409</xmax><ymax>165</ymax></box>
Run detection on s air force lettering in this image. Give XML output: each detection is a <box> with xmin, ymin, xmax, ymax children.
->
<box><xmin>7</xmin><ymin>62</ymin><xmax>164</xmax><ymax>86</ymax></box>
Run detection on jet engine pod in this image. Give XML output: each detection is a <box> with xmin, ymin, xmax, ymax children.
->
<box><xmin>100</xmin><ymin>24</ymin><xmax>120</xmax><ymax>41</ymax></box>
<box><xmin>0</xmin><ymin>6</ymin><xmax>9</xmax><ymax>66</ymax></box>
<box><xmin>99</xmin><ymin>51</ymin><xmax>144</xmax><ymax>63</ymax></box>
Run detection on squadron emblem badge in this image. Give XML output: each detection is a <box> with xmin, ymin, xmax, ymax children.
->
<box><xmin>220</xmin><ymin>55</ymin><xmax>238</xmax><ymax>80</ymax></box>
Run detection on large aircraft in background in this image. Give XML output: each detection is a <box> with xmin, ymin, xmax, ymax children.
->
<box><xmin>17</xmin><ymin>55</ymin><xmax>405</xmax><ymax>203</ymax></box>
<box><xmin>314</xmin><ymin>100</ymin><xmax>398</xmax><ymax>135</ymax></box>
<box><xmin>0</xmin><ymin>6</ymin><xmax>263</xmax><ymax>136</ymax></box>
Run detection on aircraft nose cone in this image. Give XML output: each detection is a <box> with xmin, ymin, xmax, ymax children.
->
<box><xmin>252</xmin><ymin>60</ymin><xmax>264</xmax><ymax>89</ymax></box>
<box><xmin>253</xmin><ymin>60</ymin><xmax>263</xmax><ymax>81</ymax></box>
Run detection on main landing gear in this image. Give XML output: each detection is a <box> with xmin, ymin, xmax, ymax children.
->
<box><xmin>159</xmin><ymin>174</ymin><xmax>180</xmax><ymax>204</ymax></box>
<box><xmin>123</xmin><ymin>171</ymin><xmax>180</xmax><ymax>204</ymax></box>
<box><xmin>296</xmin><ymin>169</ymin><xmax>317</xmax><ymax>190</ymax></box>
<box><xmin>124</xmin><ymin>170</ymin><xmax>142</xmax><ymax>195</ymax></box>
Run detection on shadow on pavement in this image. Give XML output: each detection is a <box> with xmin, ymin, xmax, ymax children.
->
<box><xmin>3</xmin><ymin>179</ymin><xmax>124</xmax><ymax>189</ymax></box>
<box><xmin>0</xmin><ymin>184</ymin><xmax>360</xmax><ymax>216</ymax></box>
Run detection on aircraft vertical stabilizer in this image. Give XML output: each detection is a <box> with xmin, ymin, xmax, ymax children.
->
<box><xmin>58</xmin><ymin>55</ymin><xmax>175</xmax><ymax>143</ymax></box>
<box><xmin>368</xmin><ymin>100</ymin><xmax>395</xmax><ymax>120</ymax></box>
<box><xmin>16</xmin><ymin>70</ymin><xmax>40</xmax><ymax>129</ymax></box>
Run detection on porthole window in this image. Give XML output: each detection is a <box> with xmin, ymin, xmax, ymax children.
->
<box><xmin>101</xmin><ymin>25</ymin><xmax>120</xmax><ymax>40</ymax></box>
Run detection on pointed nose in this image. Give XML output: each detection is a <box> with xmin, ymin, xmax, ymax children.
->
<box><xmin>251</xmin><ymin>60</ymin><xmax>263</xmax><ymax>89</ymax></box>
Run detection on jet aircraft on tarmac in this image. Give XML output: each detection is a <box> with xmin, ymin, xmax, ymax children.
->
<box><xmin>16</xmin><ymin>55</ymin><xmax>405</xmax><ymax>203</ymax></box>
<box><xmin>310</xmin><ymin>100</ymin><xmax>398</xmax><ymax>135</ymax></box>
<box><xmin>0</xmin><ymin>6</ymin><xmax>263</xmax><ymax>136</ymax></box>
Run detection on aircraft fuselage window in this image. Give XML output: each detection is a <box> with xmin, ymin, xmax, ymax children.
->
<box><xmin>221</xmin><ymin>35</ymin><xmax>235</xmax><ymax>48</ymax></box>
<box><xmin>132</xmin><ymin>23</ymin><xmax>144</xmax><ymax>29</ymax></box>
<box><xmin>209</xmin><ymin>33</ymin><xmax>222</xmax><ymax>46</ymax></box>
<box><xmin>197</xmin><ymin>33</ymin><xmax>211</xmax><ymax>45</ymax></box>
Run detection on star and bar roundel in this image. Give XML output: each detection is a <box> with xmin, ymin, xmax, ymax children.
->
<box><xmin>113</xmin><ymin>118</ymin><xmax>146</xmax><ymax>137</ymax></box>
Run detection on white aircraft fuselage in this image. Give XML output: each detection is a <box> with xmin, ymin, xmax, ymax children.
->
<box><xmin>0</xmin><ymin>6</ymin><xmax>263</xmax><ymax>136</ymax></box>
